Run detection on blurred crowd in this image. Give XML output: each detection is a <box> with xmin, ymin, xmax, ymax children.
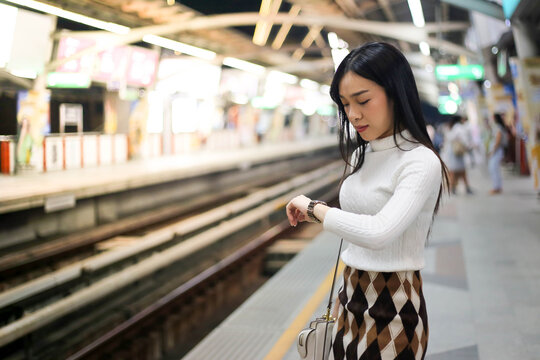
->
<box><xmin>427</xmin><ymin>113</ymin><xmax>513</xmax><ymax>196</ymax></box>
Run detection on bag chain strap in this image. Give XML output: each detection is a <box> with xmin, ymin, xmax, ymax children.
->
<box><xmin>322</xmin><ymin>238</ymin><xmax>344</xmax><ymax>358</ymax></box>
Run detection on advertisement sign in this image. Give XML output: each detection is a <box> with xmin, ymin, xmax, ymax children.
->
<box><xmin>125</xmin><ymin>47</ymin><xmax>159</xmax><ymax>88</ymax></box>
<box><xmin>54</xmin><ymin>36</ymin><xmax>159</xmax><ymax>88</ymax></box>
<box><xmin>16</xmin><ymin>90</ymin><xmax>50</xmax><ymax>170</ymax></box>
<box><xmin>56</xmin><ymin>36</ymin><xmax>96</xmax><ymax>74</ymax></box>
<box><xmin>93</xmin><ymin>46</ymin><xmax>130</xmax><ymax>84</ymax></box>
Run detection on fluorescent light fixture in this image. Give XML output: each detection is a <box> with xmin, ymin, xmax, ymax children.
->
<box><xmin>407</xmin><ymin>0</ymin><xmax>425</xmax><ymax>28</ymax></box>
<box><xmin>223</xmin><ymin>57</ymin><xmax>265</xmax><ymax>75</ymax></box>
<box><xmin>419</xmin><ymin>41</ymin><xmax>430</xmax><ymax>56</ymax></box>
<box><xmin>292</xmin><ymin>48</ymin><xmax>305</xmax><ymax>61</ymax></box>
<box><xmin>10</xmin><ymin>69</ymin><xmax>38</xmax><ymax>79</ymax></box>
<box><xmin>271</xmin><ymin>5</ymin><xmax>301</xmax><ymax>50</ymax></box>
<box><xmin>301</xmin><ymin>26</ymin><xmax>322</xmax><ymax>49</ymax></box>
<box><xmin>328</xmin><ymin>32</ymin><xmax>340</xmax><ymax>49</ymax></box>
<box><xmin>331</xmin><ymin>48</ymin><xmax>349</xmax><ymax>70</ymax></box>
<box><xmin>300</xmin><ymin>78</ymin><xmax>319</xmax><ymax>91</ymax></box>
<box><xmin>268</xmin><ymin>70</ymin><xmax>297</xmax><ymax>84</ymax></box>
<box><xmin>4</xmin><ymin>0</ymin><xmax>130</xmax><ymax>34</ymax></box>
<box><xmin>0</xmin><ymin>4</ymin><xmax>18</xmax><ymax>68</ymax></box>
<box><xmin>253</xmin><ymin>0</ymin><xmax>282</xmax><ymax>46</ymax></box>
<box><xmin>143</xmin><ymin>35</ymin><xmax>216</xmax><ymax>60</ymax></box>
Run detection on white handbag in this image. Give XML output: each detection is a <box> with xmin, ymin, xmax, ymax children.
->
<box><xmin>297</xmin><ymin>317</ymin><xmax>334</xmax><ymax>360</ymax></box>
<box><xmin>297</xmin><ymin>239</ymin><xmax>343</xmax><ymax>360</ymax></box>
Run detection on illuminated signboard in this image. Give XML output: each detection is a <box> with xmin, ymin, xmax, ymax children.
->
<box><xmin>125</xmin><ymin>47</ymin><xmax>159</xmax><ymax>88</ymax></box>
<box><xmin>435</xmin><ymin>65</ymin><xmax>484</xmax><ymax>81</ymax></box>
<box><xmin>56</xmin><ymin>37</ymin><xmax>96</xmax><ymax>74</ymax></box>
<box><xmin>55</xmin><ymin>36</ymin><xmax>159</xmax><ymax>88</ymax></box>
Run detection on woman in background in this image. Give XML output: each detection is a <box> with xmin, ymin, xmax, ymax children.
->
<box><xmin>488</xmin><ymin>113</ymin><xmax>509</xmax><ymax>194</ymax></box>
<box><xmin>442</xmin><ymin>115</ymin><xmax>473</xmax><ymax>195</ymax></box>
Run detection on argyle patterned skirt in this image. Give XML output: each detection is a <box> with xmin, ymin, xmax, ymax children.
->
<box><xmin>330</xmin><ymin>266</ymin><xmax>428</xmax><ymax>360</ymax></box>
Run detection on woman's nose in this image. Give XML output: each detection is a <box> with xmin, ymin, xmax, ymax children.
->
<box><xmin>347</xmin><ymin>107</ymin><xmax>362</xmax><ymax>122</ymax></box>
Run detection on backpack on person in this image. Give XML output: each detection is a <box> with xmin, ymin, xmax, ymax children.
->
<box><xmin>451</xmin><ymin>138</ymin><xmax>467</xmax><ymax>156</ymax></box>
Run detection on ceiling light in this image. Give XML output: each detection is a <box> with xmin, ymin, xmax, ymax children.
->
<box><xmin>301</xmin><ymin>26</ymin><xmax>322</xmax><ymax>49</ymax></box>
<box><xmin>223</xmin><ymin>57</ymin><xmax>265</xmax><ymax>75</ymax></box>
<box><xmin>407</xmin><ymin>0</ymin><xmax>425</xmax><ymax>28</ymax></box>
<box><xmin>10</xmin><ymin>69</ymin><xmax>38</xmax><ymax>79</ymax></box>
<box><xmin>271</xmin><ymin>4</ymin><xmax>300</xmax><ymax>50</ymax></box>
<box><xmin>268</xmin><ymin>70</ymin><xmax>298</xmax><ymax>84</ymax></box>
<box><xmin>292</xmin><ymin>48</ymin><xmax>305</xmax><ymax>61</ymax></box>
<box><xmin>0</xmin><ymin>4</ymin><xmax>18</xmax><ymax>68</ymax></box>
<box><xmin>300</xmin><ymin>78</ymin><xmax>319</xmax><ymax>91</ymax></box>
<box><xmin>328</xmin><ymin>32</ymin><xmax>340</xmax><ymax>49</ymax></box>
<box><xmin>419</xmin><ymin>41</ymin><xmax>430</xmax><ymax>56</ymax></box>
<box><xmin>143</xmin><ymin>35</ymin><xmax>216</xmax><ymax>60</ymax></box>
<box><xmin>4</xmin><ymin>0</ymin><xmax>130</xmax><ymax>34</ymax></box>
<box><xmin>253</xmin><ymin>0</ymin><xmax>281</xmax><ymax>46</ymax></box>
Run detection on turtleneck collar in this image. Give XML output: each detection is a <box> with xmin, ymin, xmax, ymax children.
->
<box><xmin>369</xmin><ymin>129</ymin><xmax>416</xmax><ymax>152</ymax></box>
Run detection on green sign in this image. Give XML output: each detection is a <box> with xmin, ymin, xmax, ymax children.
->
<box><xmin>47</xmin><ymin>72</ymin><xmax>91</xmax><ymax>88</ymax></box>
<box><xmin>435</xmin><ymin>65</ymin><xmax>484</xmax><ymax>81</ymax></box>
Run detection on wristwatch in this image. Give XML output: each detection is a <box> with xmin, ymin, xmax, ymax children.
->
<box><xmin>307</xmin><ymin>200</ymin><xmax>327</xmax><ymax>223</ymax></box>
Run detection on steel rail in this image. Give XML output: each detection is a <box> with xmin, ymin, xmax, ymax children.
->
<box><xmin>65</xmin><ymin>220</ymin><xmax>294</xmax><ymax>360</ymax></box>
<box><xmin>0</xmin><ymin>166</ymin><xmax>341</xmax><ymax>347</ymax></box>
<box><xmin>0</xmin><ymin>161</ymin><xmax>341</xmax><ymax>310</ymax></box>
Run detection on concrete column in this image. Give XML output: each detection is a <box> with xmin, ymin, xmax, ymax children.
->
<box><xmin>511</xmin><ymin>20</ymin><xmax>539</xmax><ymax>58</ymax></box>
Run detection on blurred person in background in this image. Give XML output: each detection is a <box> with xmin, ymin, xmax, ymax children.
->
<box><xmin>442</xmin><ymin>115</ymin><xmax>474</xmax><ymax>195</ymax></box>
<box><xmin>488</xmin><ymin>113</ymin><xmax>509</xmax><ymax>195</ymax></box>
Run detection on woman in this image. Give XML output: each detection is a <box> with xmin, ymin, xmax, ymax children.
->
<box><xmin>286</xmin><ymin>42</ymin><xmax>448</xmax><ymax>360</ymax></box>
<box><xmin>441</xmin><ymin>115</ymin><xmax>473</xmax><ymax>195</ymax></box>
<box><xmin>488</xmin><ymin>113</ymin><xmax>508</xmax><ymax>194</ymax></box>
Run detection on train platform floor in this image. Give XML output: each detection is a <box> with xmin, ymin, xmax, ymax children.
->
<box><xmin>0</xmin><ymin>137</ymin><xmax>336</xmax><ymax>214</ymax></box>
<box><xmin>183</xmin><ymin>165</ymin><xmax>540</xmax><ymax>360</ymax></box>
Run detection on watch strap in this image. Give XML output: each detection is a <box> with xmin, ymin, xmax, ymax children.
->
<box><xmin>307</xmin><ymin>200</ymin><xmax>327</xmax><ymax>223</ymax></box>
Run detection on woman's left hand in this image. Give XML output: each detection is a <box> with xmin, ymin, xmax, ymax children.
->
<box><xmin>286</xmin><ymin>195</ymin><xmax>312</xmax><ymax>226</ymax></box>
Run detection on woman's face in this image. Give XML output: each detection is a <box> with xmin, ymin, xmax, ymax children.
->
<box><xmin>338</xmin><ymin>71</ymin><xmax>394</xmax><ymax>141</ymax></box>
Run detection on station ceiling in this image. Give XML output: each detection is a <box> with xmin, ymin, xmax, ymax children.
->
<box><xmin>3</xmin><ymin>0</ymin><xmax>509</xmax><ymax>103</ymax></box>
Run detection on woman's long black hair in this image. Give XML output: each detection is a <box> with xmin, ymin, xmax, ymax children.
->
<box><xmin>329</xmin><ymin>42</ymin><xmax>449</xmax><ymax>214</ymax></box>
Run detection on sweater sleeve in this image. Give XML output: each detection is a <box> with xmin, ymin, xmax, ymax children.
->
<box><xmin>323</xmin><ymin>153</ymin><xmax>441</xmax><ymax>250</ymax></box>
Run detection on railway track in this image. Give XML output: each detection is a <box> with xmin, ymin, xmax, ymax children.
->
<box><xmin>0</xmin><ymin>156</ymin><xmax>342</xmax><ymax>360</ymax></box>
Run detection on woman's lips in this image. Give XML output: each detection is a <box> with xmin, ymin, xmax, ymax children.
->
<box><xmin>356</xmin><ymin>125</ymin><xmax>369</xmax><ymax>133</ymax></box>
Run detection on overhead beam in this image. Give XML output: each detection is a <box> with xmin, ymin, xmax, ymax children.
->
<box><xmin>440</xmin><ymin>0</ymin><xmax>504</xmax><ymax>20</ymax></box>
<box><xmin>47</xmin><ymin>12</ymin><xmax>475</xmax><ymax>71</ymax></box>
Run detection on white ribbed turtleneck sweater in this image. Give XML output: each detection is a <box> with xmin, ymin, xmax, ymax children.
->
<box><xmin>323</xmin><ymin>130</ymin><xmax>442</xmax><ymax>272</ymax></box>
